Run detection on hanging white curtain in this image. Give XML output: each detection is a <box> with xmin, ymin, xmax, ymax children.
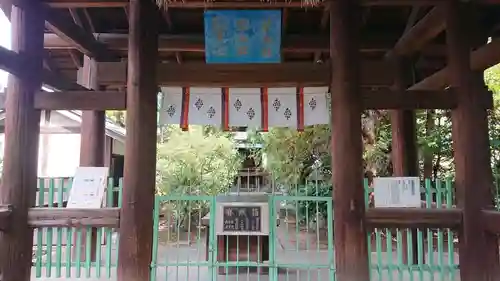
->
<box><xmin>228</xmin><ymin>88</ymin><xmax>262</xmax><ymax>128</ymax></box>
<box><xmin>159</xmin><ymin>87</ymin><xmax>183</xmax><ymax>125</ymax></box>
<box><xmin>267</xmin><ymin>87</ymin><xmax>297</xmax><ymax>128</ymax></box>
<box><xmin>188</xmin><ymin>87</ymin><xmax>222</xmax><ymax>126</ymax></box>
<box><xmin>303</xmin><ymin>87</ymin><xmax>329</xmax><ymax>126</ymax></box>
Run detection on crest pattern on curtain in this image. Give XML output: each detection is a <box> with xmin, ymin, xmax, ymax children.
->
<box><xmin>159</xmin><ymin>86</ymin><xmax>329</xmax><ymax>130</ymax></box>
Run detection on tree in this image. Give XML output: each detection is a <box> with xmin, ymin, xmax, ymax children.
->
<box><xmin>156</xmin><ymin>126</ymin><xmax>242</xmax><ymax>229</ymax></box>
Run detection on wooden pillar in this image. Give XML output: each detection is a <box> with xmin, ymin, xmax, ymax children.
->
<box><xmin>80</xmin><ymin>57</ymin><xmax>105</xmax><ymax>168</ymax></box>
<box><xmin>116</xmin><ymin>1</ymin><xmax>158</xmax><ymax>281</ymax></box>
<box><xmin>446</xmin><ymin>2</ymin><xmax>499</xmax><ymax>281</ymax></box>
<box><xmin>0</xmin><ymin>4</ymin><xmax>44</xmax><ymax>281</ymax></box>
<box><xmin>330</xmin><ymin>1</ymin><xmax>370</xmax><ymax>281</ymax></box>
<box><xmin>104</xmin><ymin>136</ymin><xmax>113</xmax><ymax>168</ymax></box>
<box><xmin>75</xmin><ymin>56</ymin><xmax>105</xmax><ymax>262</ymax></box>
<box><xmin>390</xmin><ymin>58</ymin><xmax>419</xmax><ymax>265</ymax></box>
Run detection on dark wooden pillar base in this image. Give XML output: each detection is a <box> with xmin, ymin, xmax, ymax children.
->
<box><xmin>390</xmin><ymin>58</ymin><xmax>419</xmax><ymax>265</ymax></box>
<box><xmin>0</xmin><ymin>4</ymin><xmax>44</xmax><ymax>281</ymax></box>
<box><xmin>116</xmin><ymin>1</ymin><xmax>159</xmax><ymax>281</ymax></box>
<box><xmin>446</xmin><ymin>2</ymin><xmax>499</xmax><ymax>281</ymax></box>
<box><xmin>330</xmin><ymin>1</ymin><xmax>370</xmax><ymax>281</ymax></box>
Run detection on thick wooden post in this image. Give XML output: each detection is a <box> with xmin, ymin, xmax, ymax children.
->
<box><xmin>330</xmin><ymin>1</ymin><xmax>370</xmax><ymax>281</ymax></box>
<box><xmin>446</xmin><ymin>2</ymin><xmax>499</xmax><ymax>281</ymax></box>
<box><xmin>80</xmin><ymin>56</ymin><xmax>105</xmax><ymax>168</ymax></box>
<box><xmin>77</xmin><ymin>56</ymin><xmax>105</xmax><ymax>262</ymax></box>
<box><xmin>0</xmin><ymin>4</ymin><xmax>44</xmax><ymax>281</ymax></box>
<box><xmin>117</xmin><ymin>1</ymin><xmax>158</xmax><ymax>281</ymax></box>
<box><xmin>390</xmin><ymin>58</ymin><xmax>419</xmax><ymax>265</ymax></box>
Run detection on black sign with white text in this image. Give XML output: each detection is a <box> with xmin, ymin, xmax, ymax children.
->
<box><xmin>222</xmin><ymin>206</ymin><xmax>262</xmax><ymax>232</ymax></box>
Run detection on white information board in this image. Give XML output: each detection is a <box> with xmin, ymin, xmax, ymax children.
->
<box><xmin>66</xmin><ymin>167</ymin><xmax>109</xmax><ymax>209</ymax></box>
<box><xmin>373</xmin><ymin>177</ymin><xmax>421</xmax><ymax>208</ymax></box>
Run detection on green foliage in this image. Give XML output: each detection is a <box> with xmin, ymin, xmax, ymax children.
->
<box><xmin>156</xmin><ymin>126</ymin><xmax>242</xmax><ymax>229</ymax></box>
<box><xmin>485</xmin><ymin>64</ymin><xmax>500</xmax><ymax>178</ymax></box>
<box><xmin>251</xmin><ymin>64</ymin><xmax>500</xmax><ymax>190</ymax></box>
<box><xmin>156</xmin><ymin>125</ymin><xmax>242</xmax><ymax>195</ymax></box>
<box><xmin>288</xmin><ymin>183</ymin><xmax>332</xmax><ymax>225</ymax></box>
<box><xmin>105</xmin><ymin>111</ymin><xmax>126</xmax><ymax>127</ymax></box>
<box><xmin>249</xmin><ymin>126</ymin><xmax>331</xmax><ymax>187</ymax></box>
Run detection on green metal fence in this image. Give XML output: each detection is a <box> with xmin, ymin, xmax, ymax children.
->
<box><xmin>30</xmin><ymin>177</ymin><xmax>499</xmax><ymax>280</ymax></box>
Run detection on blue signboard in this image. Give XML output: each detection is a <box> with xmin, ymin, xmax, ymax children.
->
<box><xmin>204</xmin><ymin>10</ymin><xmax>282</xmax><ymax>64</ymax></box>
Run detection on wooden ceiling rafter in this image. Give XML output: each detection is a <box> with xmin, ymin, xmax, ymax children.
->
<box><xmin>44</xmin><ymin>0</ymin><xmax>500</xmax><ymax>8</ymax></box>
<box><xmin>67</xmin><ymin>6</ymin><xmax>85</xmax><ymax>68</ymax></box>
<box><xmin>123</xmin><ymin>6</ymin><xmax>128</xmax><ymax>19</ymax></box>
<box><xmin>40</xmin><ymin>2</ymin><xmax>119</xmax><ymax>61</ymax></box>
<box><xmin>0</xmin><ymin>45</ymin><xmax>85</xmax><ymax>90</ymax></box>
<box><xmin>162</xmin><ymin>9</ymin><xmax>173</xmax><ymax>31</ymax></box>
<box><xmin>409</xmin><ymin>39</ymin><xmax>500</xmax><ymax>90</ymax></box>
<box><xmin>68</xmin><ymin>49</ymin><xmax>83</xmax><ymax>68</ymax></box>
<box><xmin>68</xmin><ymin>8</ymin><xmax>84</xmax><ymax>27</ymax></box>
<box><xmin>44</xmin><ymin>33</ymin><xmax>394</xmax><ymax>54</ymax></box>
<box><xmin>385</xmin><ymin>6</ymin><xmax>446</xmax><ymax>59</ymax></box>
<box><xmin>83</xmin><ymin>8</ymin><xmax>96</xmax><ymax>33</ymax></box>
<box><xmin>43</xmin><ymin>51</ymin><xmax>59</xmax><ymax>72</ymax></box>
<box><xmin>313</xmin><ymin>6</ymin><xmax>329</xmax><ymax>62</ymax></box>
<box><xmin>403</xmin><ymin>6</ymin><xmax>421</xmax><ymax>35</ymax></box>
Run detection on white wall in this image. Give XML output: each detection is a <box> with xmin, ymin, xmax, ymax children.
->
<box><xmin>0</xmin><ymin>133</ymin><xmax>81</xmax><ymax>177</ymax></box>
<box><xmin>42</xmin><ymin>134</ymin><xmax>81</xmax><ymax>177</ymax></box>
<box><xmin>0</xmin><ymin>133</ymin><xmax>124</xmax><ymax>178</ymax></box>
<box><xmin>112</xmin><ymin>139</ymin><xmax>125</xmax><ymax>155</ymax></box>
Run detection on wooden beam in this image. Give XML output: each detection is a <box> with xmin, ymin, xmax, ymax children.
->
<box><xmin>34</xmin><ymin>90</ymin><xmax>126</xmax><ymax>110</ymax></box>
<box><xmin>314</xmin><ymin>7</ymin><xmax>330</xmax><ymax>62</ymax></box>
<box><xmin>0</xmin><ymin>205</ymin><xmax>12</xmax><ymax>232</ymax></box>
<box><xmin>410</xmin><ymin>39</ymin><xmax>500</xmax><ymax>90</ymax></box>
<box><xmin>25</xmin><ymin>88</ymin><xmax>492</xmax><ymax>111</ymax></box>
<box><xmin>96</xmin><ymin>61</ymin><xmax>395</xmax><ymax>87</ymax></box>
<box><xmin>45</xmin><ymin>0</ymin><xmax>499</xmax><ymax>8</ymax></box>
<box><xmin>366</xmin><ymin>208</ymin><xmax>462</xmax><ymax>229</ymax></box>
<box><xmin>82</xmin><ymin>8</ymin><xmax>96</xmax><ymax>33</ymax></box>
<box><xmin>0</xmin><ymin>4</ymin><xmax>44</xmax><ymax>281</ymax></box>
<box><xmin>47</xmin><ymin>0</ymin><xmax>129</xmax><ymax>8</ymax></box>
<box><xmin>482</xmin><ymin>210</ymin><xmax>500</xmax><ymax>234</ymax></box>
<box><xmin>117</xmin><ymin>1</ymin><xmax>158</xmax><ymax>281</ymax></box>
<box><xmin>386</xmin><ymin>7</ymin><xmax>446</xmax><ymax>58</ymax></box>
<box><xmin>330</xmin><ymin>1</ymin><xmax>369</xmax><ymax>281</ymax></box>
<box><xmin>403</xmin><ymin>7</ymin><xmax>421</xmax><ymax>35</ymax></box>
<box><xmin>42</xmin><ymin>69</ymin><xmax>87</xmax><ymax>90</ymax></box>
<box><xmin>79</xmin><ymin>57</ymin><xmax>106</xmax><ymax>166</ymax></box>
<box><xmin>44</xmin><ymin>33</ymin><xmax>392</xmax><ymax>53</ymax></box>
<box><xmin>0</xmin><ymin>45</ymin><xmax>22</xmax><ymax>77</ymax></box>
<box><xmin>44</xmin><ymin>7</ymin><xmax>119</xmax><ymax>61</ymax></box>
<box><xmin>68</xmin><ymin>8</ymin><xmax>83</xmax><ymax>27</ymax></box>
<box><xmin>1</xmin><ymin>46</ymin><xmax>85</xmax><ymax>90</ymax></box>
<box><xmin>366</xmin><ymin>88</ymin><xmax>492</xmax><ymax>109</ymax></box>
<box><xmin>28</xmin><ymin>208</ymin><xmax>120</xmax><ymax>228</ymax></box>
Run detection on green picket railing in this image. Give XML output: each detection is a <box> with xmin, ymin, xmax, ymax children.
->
<box><xmin>365</xmin><ymin>179</ymin><xmax>459</xmax><ymax>281</ymax></box>
<box><xmin>33</xmin><ymin>177</ymin><xmax>122</xmax><ymax>279</ymax></box>
<box><xmin>30</xmin><ymin>177</ymin><xmax>500</xmax><ymax>280</ymax></box>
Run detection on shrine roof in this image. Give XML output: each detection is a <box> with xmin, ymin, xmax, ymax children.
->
<box><xmin>12</xmin><ymin>1</ymin><xmax>500</xmax><ymax>89</ymax></box>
